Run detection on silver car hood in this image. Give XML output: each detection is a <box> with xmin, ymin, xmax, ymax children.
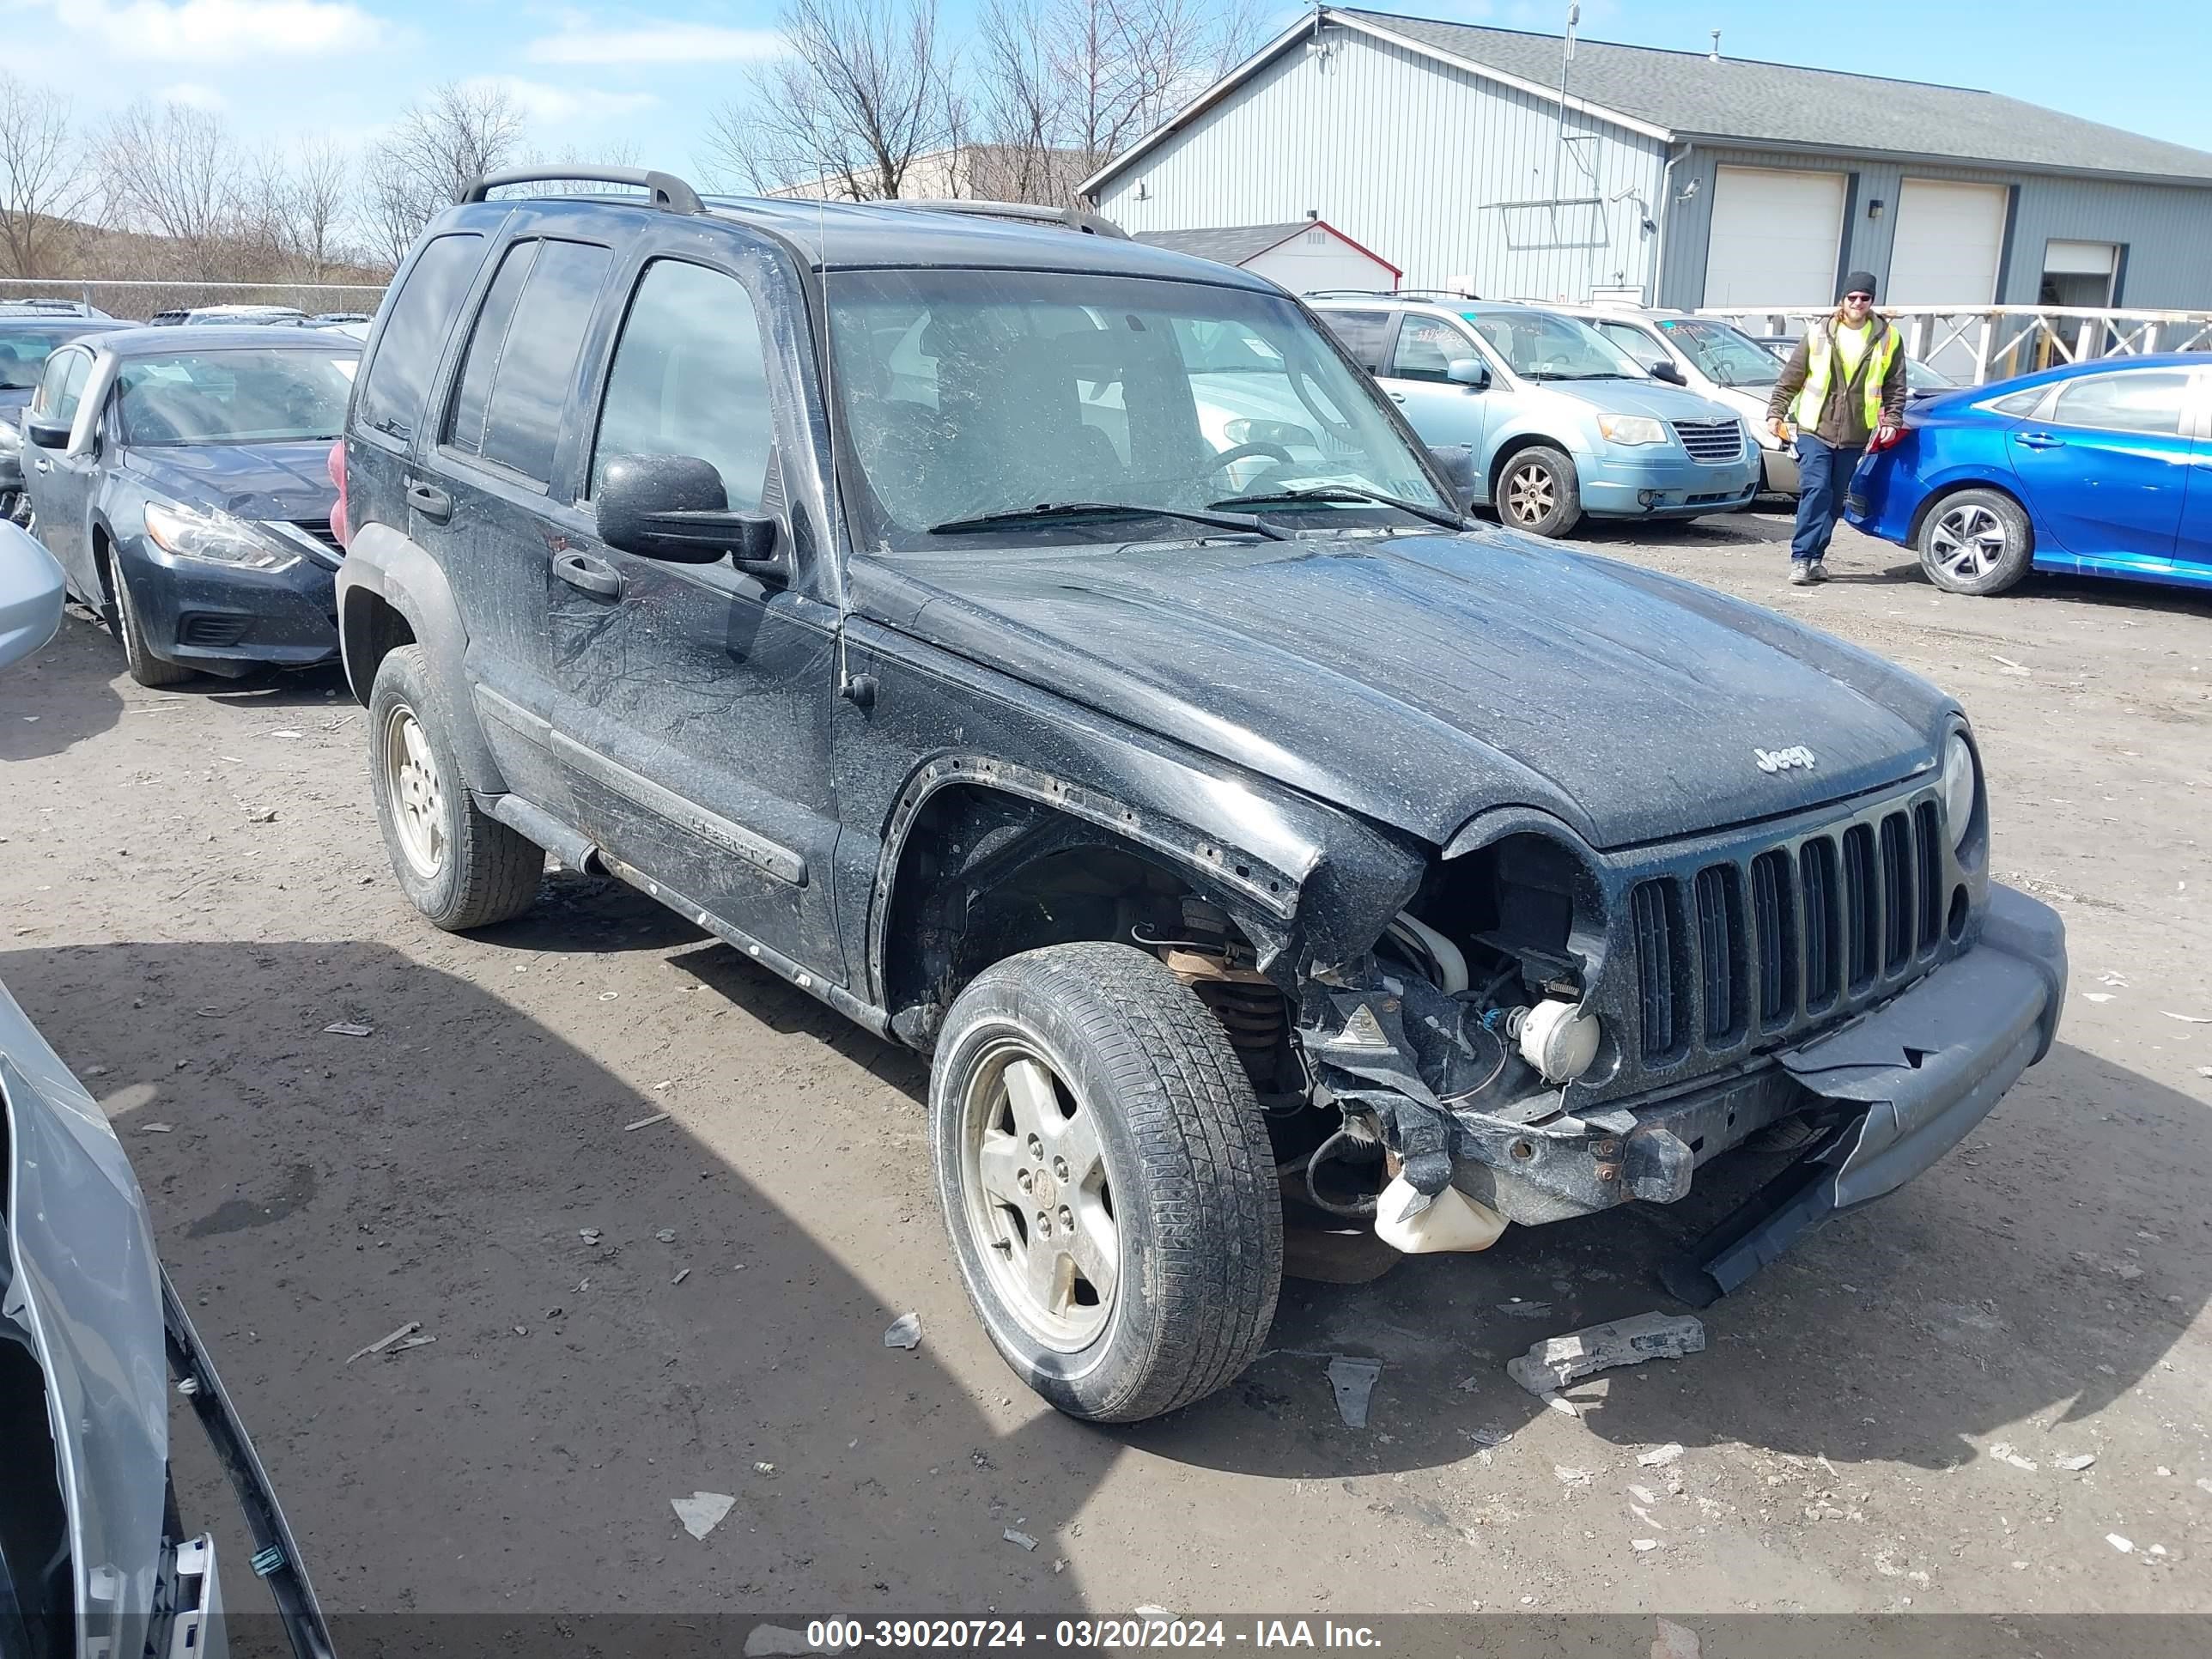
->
<box><xmin>1528</xmin><ymin>377</ymin><xmax>1746</xmax><ymax>423</ymax></box>
<box><xmin>0</xmin><ymin>975</ymin><xmax>168</xmax><ymax>1659</ymax></box>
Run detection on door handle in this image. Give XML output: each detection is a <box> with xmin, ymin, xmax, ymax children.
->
<box><xmin>32</xmin><ymin>459</ymin><xmax>50</xmax><ymax>472</ymax></box>
<box><xmin>2014</xmin><ymin>432</ymin><xmax>2065</xmax><ymax>450</ymax></box>
<box><xmin>553</xmin><ymin>550</ymin><xmax>624</xmax><ymax>600</ymax></box>
<box><xmin>1389</xmin><ymin>392</ymin><xmax>1407</xmax><ymax>403</ymax></box>
<box><xmin>405</xmin><ymin>478</ymin><xmax>453</xmax><ymax>522</ymax></box>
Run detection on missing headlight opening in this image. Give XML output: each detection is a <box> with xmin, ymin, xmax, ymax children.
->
<box><xmin>1127</xmin><ymin>833</ymin><xmax>1620</xmax><ymax>1255</ymax></box>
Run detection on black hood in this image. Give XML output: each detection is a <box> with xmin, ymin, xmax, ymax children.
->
<box><xmin>123</xmin><ymin>440</ymin><xmax>337</xmax><ymax>522</ymax></box>
<box><xmin>850</xmin><ymin>529</ymin><xmax>1954</xmax><ymax>851</ymax></box>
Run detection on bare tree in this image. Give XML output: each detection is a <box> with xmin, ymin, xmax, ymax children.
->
<box><xmin>94</xmin><ymin>101</ymin><xmax>253</xmax><ymax>275</ymax></box>
<box><xmin>702</xmin><ymin>0</ymin><xmax>958</xmax><ymax>199</ymax></box>
<box><xmin>0</xmin><ymin>75</ymin><xmax>85</xmax><ymax>278</ymax></box>
<box><xmin>283</xmin><ymin>137</ymin><xmax>356</xmax><ymax>280</ymax></box>
<box><xmin>968</xmin><ymin>0</ymin><xmax>1268</xmax><ymax>205</ymax></box>
<box><xmin>368</xmin><ymin>82</ymin><xmax>525</xmax><ymax>265</ymax></box>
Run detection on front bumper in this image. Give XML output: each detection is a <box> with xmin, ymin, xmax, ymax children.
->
<box><xmin>1759</xmin><ymin>447</ymin><xmax>1800</xmax><ymax>495</ymax></box>
<box><xmin>115</xmin><ymin>536</ymin><xmax>338</xmax><ymax>674</ymax></box>
<box><xmin>1580</xmin><ymin>449</ymin><xmax>1761</xmax><ymax>519</ymax></box>
<box><xmin>1433</xmin><ymin>884</ymin><xmax>2065</xmax><ymax>1232</ymax></box>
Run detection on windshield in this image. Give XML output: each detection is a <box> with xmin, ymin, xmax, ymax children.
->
<box><xmin>825</xmin><ymin>269</ymin><xmax>1449</xmax><ymax>548</ymax></box>
<box><xmin>1462</xmin><ymin>310</ymin><xmax>1644</xmax><ymax>381</ymax></box>
<box><xmin>118</xmin><ymin>349</ymin><xmax>357</xmax><ymax>446</ymax></box>
<box><xmin>0</xmin><ymin>330</ymin><xmax>84</xmax><ymax>390</ymax></box>
<box><xmin>1655</xmin><ymin>318</ymin><xmax>1780</xmax><ymax>388</ymax></box>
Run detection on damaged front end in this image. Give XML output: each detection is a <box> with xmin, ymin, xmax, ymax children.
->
<box><xmin>1195</xmin><ymin>775</ymin><xmax>2067</xmax><ymax>1297</ymax></box>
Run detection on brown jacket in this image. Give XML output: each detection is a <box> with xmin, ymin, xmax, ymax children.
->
<box><xmin>1765</xmin><ymin>315</ymin><xmax>1909</xmax><ymax>447</ymax></box>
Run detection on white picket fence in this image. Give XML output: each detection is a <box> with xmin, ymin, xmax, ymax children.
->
<box><xmin>1695</xmin><ymin>304</ymin><xmax>2212</xmax><ymax>386</ymax></box>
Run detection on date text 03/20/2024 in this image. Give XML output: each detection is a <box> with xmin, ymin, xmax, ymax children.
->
<box><xmin>800</xmin><ymin>1620</ymin><xmax>1383</xmax><ymax>1650</ymax></box>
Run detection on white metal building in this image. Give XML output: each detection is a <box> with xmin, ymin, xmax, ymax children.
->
<box><xmin>1132</xmin><ymin>220</ymin><xmax>1401</xmax><ymax>292</ymax></box>
<box><xmin>1084</xmin><ymin>8</ymin><xmax>2212</xmax><ymax>313</ymax></box>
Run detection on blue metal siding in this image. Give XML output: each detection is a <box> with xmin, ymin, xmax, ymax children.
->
<box><xmin>1659</xmin><ymin>146</ymin><xmax>2212</xmax><ymax>311</ymax></box>
<box><xmin>1094</xmin><ymin>31</ymin><xmax>1669</xmax><ymax>301</ymax></box>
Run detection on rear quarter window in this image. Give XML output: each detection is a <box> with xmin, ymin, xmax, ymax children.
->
<box><xmin>356</xmin><ymin>232</ymin><xmax>487</xmax><ymax>445</ymax></box>
<box><xmin>441</xmin><ymin>238</ymin><xmax>611</xmax><ymax>485</ymax></box>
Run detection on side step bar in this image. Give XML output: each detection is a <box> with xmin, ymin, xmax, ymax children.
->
<box><xmin>486</xmin><ymin>793</ymin><xmax>603</xmax><ymax>875</ymax></box>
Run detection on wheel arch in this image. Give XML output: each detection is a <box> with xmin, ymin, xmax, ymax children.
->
<box><xmin>337</xmin><ymin>520</ymin><xmax>507</xmax><ymax>794</ymax></box>
<box><xmin>868</xmin><ymin>766</ymin><xmax>1312</xmax><ymax>1053</ymax></box>
<box><xmin>1487</xmin><ymin>431</ymin><xmax>1574</xmax><ymax>503</ymax></box>
<box><xmin>1905</xmin><ymin>476</ymin><xmax>2035</xmax><ymax>552</ymax></box>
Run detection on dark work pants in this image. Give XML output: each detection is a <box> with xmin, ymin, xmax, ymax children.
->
<box><xmin>1790</xmin><ymin>433</ymin><xmax>1864</xmax><ymax>564</ymax></box>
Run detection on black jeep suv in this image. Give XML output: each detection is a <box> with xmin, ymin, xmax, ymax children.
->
<box><xmin>336</xmin><ymin>168</ymin><xmax>2068</xmax><ymax>1423</ymax></box>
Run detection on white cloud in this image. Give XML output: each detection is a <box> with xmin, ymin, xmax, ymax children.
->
<box><xmin>463</xmin><ymin>76</ymin><xmax>659</xmax><ymax>125</ymax></box>
<box><xmin>51</xmin><ymin>0</ymin><xmax>380</xmax><ymax>61</ymax></box>
<box><xmin>157</xmin><ymin>82</ymin><xmax>229</xmax><ymax>110</ymax></box>
<box><xmin>526</xmin><ymin>20</ymin><xmax>783</xmax><ymax>65</ymax></box>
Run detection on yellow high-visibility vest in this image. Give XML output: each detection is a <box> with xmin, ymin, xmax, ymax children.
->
<box><xmin>1792</xmin><ymin>319</ymin><xmax>1899</xmax><ymax>431</ymax></box>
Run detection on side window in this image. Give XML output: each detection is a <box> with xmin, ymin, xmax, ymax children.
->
<box><xmin>32</xmin><ymin>348</ymin><xmax>88</xmax><ymax>425</ymax></box>
<box><xmin>590</xmin><ymin>259</ymin><xmax>774</xmax><ymax>510</ymax></box>
<box><xmin>446</xmin><ymin>242</ymin><xmax>540</xmax><ymax>460</ymax></box>
<box><xmin>1318</xmin><ymin>308</ymin><xmax>1393</xmax><ymax>372</ymax></box>
<box><xmin>475</xmin><ymin>240</ymin><xmax>611</xmax><ymax>483</ymax></box>
<box><xmin>1987</xmin><ymin>386</ymin><xmax>2048</xmax><ymax>418</ymax></box>
<box><xmin>1390</xmin><ymin>317</ymin><xmax>1474</xmax><ymax>383</ymax></box>
<box><xmin>356</xmin><ymin>232</ymin><xmax>487</xmax><ymax>444</ymax></box>
<box><xmin>1596</xmin><ymin>321</ymin><xmax>1656</xmax><ymax>364</ymax></box>
<box><xmin>2048</xmin><ymin>370</ymin><xmax>2188</xmax><ymax>437</ymax></box>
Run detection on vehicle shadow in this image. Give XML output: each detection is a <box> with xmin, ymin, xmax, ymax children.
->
<box><xmin>471</xmin><ymin>867</ymin><xmax>719</xmax><ymax>958</ymax></box>
<box><xmin>0</xmin><ymin>608</ymin><xmax>123</xmax><ymax>761</ymax></box>
<box><xmin>199</xmin><ymin>663</ymin><xmax>353</xmax><ymax>708</ymax></box>
<box><xmin>1121</xmin><ymin>1036</ymin><xmax>2208</xmax><ymax>1482</ymax></box>
<box><xmin>0</xmin><ymin>939</ymin><xmax>1112</xmax><ymax>1617</ymax></box>
<box><xmin>2008</xmin><ymin>570</ymin><xmax>2212</xmax><ymax>620</ymax></box>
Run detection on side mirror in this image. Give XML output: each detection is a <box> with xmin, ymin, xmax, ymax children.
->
<box><xmin>595</xmin><ymin>453</ymin><xmax>783</xmax><ymax>574</ymax></box>
<box><xmin>1427</xmin><ymin>443</ymin><xmax>1479</xmax><ymax>512</ymax></box>
<box><xmin>0</xmin><ymin>521</ymin><xmax>66</xmax><ymax>671</ymax></box>
<box><xmin>1446</xmin><ymin>357</ymin><xmax>1490</xmax><ymax>389</ymax></box>
<box><xmin>25</xmin><ymin>416</ymin><xmax>70</xmax><ymax>450</ymax></box>
<box><xmin>1647</xmin><ymin>359</ymin><xmax>1688</xmax><ymax>386</ymax></box>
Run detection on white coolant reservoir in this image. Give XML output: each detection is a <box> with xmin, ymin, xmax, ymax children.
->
<box><xmin>1373</xmin><ymin>1174</ymin><xmax>1509</xmax><ymax>1254</ymax></box>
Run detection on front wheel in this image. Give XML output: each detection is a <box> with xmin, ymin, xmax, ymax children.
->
<box><xmin>1497</xmin><ymin>444</ymin><xmax>1583</xmax><ymax>537</ymax></box>
<box><xmin>1917</xmin><ymin>488</ymin><xmax>2033</xmax><ymax>595</ymax></box>
<box><xmin>368</xmin><ymin>644</ymin><xmax>544</xmax><ymax>930</ymax></box>
<box><xmin>931</xmin><ymin>941</ymin><xmax>1283</xmax><ymax>1423</ymax></box>
<box><xmin>112</xmin><ymin>567</ymin><xmax>194</xmax><ymax>688</ymax></box>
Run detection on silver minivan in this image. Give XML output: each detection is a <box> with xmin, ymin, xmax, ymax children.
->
<box><xmin>1312</xmin><ymin>296</ymin><xmax>1759</xmax><ymax>537</ymax></box>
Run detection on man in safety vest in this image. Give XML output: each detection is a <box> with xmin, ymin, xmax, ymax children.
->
<box><xmin>1765</xmin><ymin>270</ymin><xmax>1908</xmax><ymax>586</ymax></box>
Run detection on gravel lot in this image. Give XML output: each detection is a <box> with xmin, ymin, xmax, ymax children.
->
<box><xmin>3</xmin><ymin>508</ymin><xmax>2208</xmax><ymax>1627</ymax></box>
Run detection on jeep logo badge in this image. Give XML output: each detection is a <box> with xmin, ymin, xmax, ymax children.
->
<box><xmin>1755</xmin><ymin>745</ymin><xmax>1817</xmax><ymax>774</ymax></box>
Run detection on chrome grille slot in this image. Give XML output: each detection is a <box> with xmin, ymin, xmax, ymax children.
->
<box><xmin>1914</xmin><ymin>801</ymin><xmax>1943</xmax><ymax>950</ymax></box>
<box><xmin>1632</xmin><ymin>878</ymin><xmax>1681</xmax><ymax>1060</ymax></box>
<box><xmin>1749</xmin><ymin>848</ymin><xmax>1795</xmax><ymax>1028</ymax></box>
<box><xmin>1841</xmin><ymin>823</ymin><xmax>1880</xmax><ymax>993</ymax></box>
<box><xmin>1693</xmin><ymin>864</ymin><xmax>1744</xmax><ymax>1043</ymax></box>
<box><xmin>1670</xmin><ymin>419</ymin><xmax>1745</xmax><ymax>463</ymax></box>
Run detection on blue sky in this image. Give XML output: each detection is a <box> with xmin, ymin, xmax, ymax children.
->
<box><xmin>9</xmin><ymin>1</ymin><xmax>2205</xmax><ymax>176</ymax></box>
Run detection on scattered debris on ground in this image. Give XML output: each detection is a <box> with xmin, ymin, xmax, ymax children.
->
<box><xmin>883</xmin><ymin>1313</ymin><xmax>922</xmax><ymax>1349</ymax></box>
<box><xmin>1509</xmin><ymin>1313</ymin><xmax>1706</xmax><ymax>1396</ymax></box>
<box><xmin>1990</xmin><ymin>1442</ymin><xmax>2039</xmax><ymax>1471</ymax></box>
<box><xmin>1326</xmin><ymin>1355</ymin><xmax>1382</xmax><ymax>1428</ymax></box>
<box><xmin>1638</xmin><ymin>1443</ymin><xmax>1686</xmax><ymax>1468</ymax></box>
<box><xmin>344</xmin><ymin>1322</ymin><xmax>420</xmax><ymax>1364</ymax></box>
<box><xmin>1004</xmin><ymin>1528</ymin><xmax>1037</xmax><ymax>1551</ymax></box>
<box><xmin>322</xmin><ymin>1022</ymin><xmax>373</xmax><ymax>1037</ymax></box>
<box><xmin>743</xmin><ymin>1626</ymin><xmax>815</xmax><ymax>1657</ymax></box>
<box><xmin>2107</xmin><ymin>1534</ymin><xmax>2135</xmax><ymax>1553</ymax></box>
<box><xmin>623</xmin><ymin>1113</ymin><xmax>670</xmax><ymax>1132</ymax></box>
<box><xmin>672</xmin><ymin>1492</ymin><xmax>734</xmax><ymax>1540</ymax></box>
<box><xmin>2056</xmin><ymin>1453</ymin><xmax>2097</xmax><ymax>1472</ymax></box>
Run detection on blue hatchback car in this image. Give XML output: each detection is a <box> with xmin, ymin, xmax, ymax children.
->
<box><xmin>1845</xmin><ymin>353</ymin><xmax>2210</xmax><ymax>597</ymax></box>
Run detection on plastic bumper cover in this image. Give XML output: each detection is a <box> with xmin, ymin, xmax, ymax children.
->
<box><xmin>1759</xmin><ymin>447</ymin><xmax>1800</xmax><ymax>494</ymax></box>
<box><xmin>115</xmin><ymin>538</ymin><xmax>337</xmax><ymax>672</ymax></box>
<box><xmin>1581</xmin><ymin>451</ymin><xmax>1760</xmax><ymax>518</ymax></box>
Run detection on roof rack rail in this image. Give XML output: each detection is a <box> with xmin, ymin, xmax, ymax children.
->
<box><xmin>459</xmin><ymin>167</ymin><xmax>703</xmax><ymax>214</ymax></box>
<box><xmin>1396</xmin><ymin>287</ymin><xmax>1484</xmax><ymax>301</ymax></box>
<box><xmin>878</xmin><ymin>199</ymin><xmax>1129</xmax><ymax>239</ymax></box>
<box><xmin>1302</xmin><ymin>288</ymin><xmax>1396</xmax><ymax>299</ymax></box>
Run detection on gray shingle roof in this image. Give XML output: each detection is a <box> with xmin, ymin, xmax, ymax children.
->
<box><xmin>1133</xmin><ymin>223</ymin><xmax>1313</xmax><ymax>264</ymax></box>
<box><xmin>1339</xmin><ymin>8</ymin><xmax>2212</xmax><ymax>182</ymax></box>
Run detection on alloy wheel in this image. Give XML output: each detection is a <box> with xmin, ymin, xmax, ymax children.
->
<box><xmin>383</xmin><ymin>702</ymin><xmax>447</xmax><ymax>878</ymax></box>
<box><xmin>957</xmin><ymin>1035</ymin><xmax>1120</xmax><ymax>1352</ymax></box>
<box><xmin>1929</xmin><ymin>503</ymin><xmax>2010</xmax><ymax>580</ymax></box>
<box><xmin>1505</xmin><ymin>462</ymin><xmax>1556</xmax><ymax>526</ymax></box>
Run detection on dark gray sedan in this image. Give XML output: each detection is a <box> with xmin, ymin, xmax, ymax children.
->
<box><xmin>21</xmin><ymin>326</ymin><xmax>356</xmax><ymax>686</ymax></box>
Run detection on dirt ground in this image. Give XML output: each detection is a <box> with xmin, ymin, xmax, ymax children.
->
<box><xmin>3</xmin><ymin>508</ymin><xmax>2209</xmax><ymax>1627</ymax></box>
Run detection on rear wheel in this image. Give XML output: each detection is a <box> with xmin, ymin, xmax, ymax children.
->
<box><xmin>1497</xmin><ymin>444</ymin><xmax>1583</xmax><ymax>537</ymax></box>
<box><xmin>1917</xmin><ymin>488</ymin><xmax>2033</xmax><ymax>595</ymax></box>
<box><xmin>368</xmin><ymin>644</ymin><xmax>543</xmax><ymax>930</ymax></box>
<box><xmin>932</xmin><ymin>941</ymin><xmax>1282</xmax><ymax>1423</ymax></box>
<box><xmin>111</xmin><ymin>566</ymin><xmax>194</xmax><ymax>687</ymax></box>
